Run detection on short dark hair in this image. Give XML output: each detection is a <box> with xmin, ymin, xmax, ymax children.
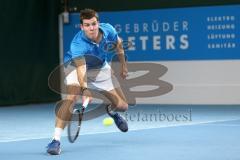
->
<box><xmin>80</xmin><ymin>8</ymin><xmax>99</xmax><ymax>24</ymax></box>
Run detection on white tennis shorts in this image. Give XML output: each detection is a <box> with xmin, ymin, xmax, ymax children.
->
<box><xmin>64</xmin><ymin>63</ymin><xmax>120</xmax><ymax>91</ymax></box>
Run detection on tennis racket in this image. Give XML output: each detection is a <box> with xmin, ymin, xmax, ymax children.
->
<box><xmin>67</xmin><ymin>98</ymin><xmax>90</xmax><ymax>143</ymax></box>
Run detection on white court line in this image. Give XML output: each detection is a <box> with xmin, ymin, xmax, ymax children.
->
<box><xmin>1</xmin><ymin>118</ymin><xmax>240</xmax><ymax>143</ymax></box>
<box><xmin>198</xmin><ymin>124</ymin><xmax>240</xmax><ymax>127</ymax></box>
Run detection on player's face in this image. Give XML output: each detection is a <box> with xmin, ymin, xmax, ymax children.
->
<box><xmin>81</xmin><ymin>17</ymin><xmax>99</xmax><ymax>41</ymax></box>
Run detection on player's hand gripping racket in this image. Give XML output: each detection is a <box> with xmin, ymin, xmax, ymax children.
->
<box><xmin>67</xmin><ymin>97</ymin><xmax>90</xmax><ymax>143</ymax></box>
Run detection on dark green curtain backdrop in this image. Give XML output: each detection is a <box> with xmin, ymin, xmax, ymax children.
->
<box><xmin>0</xmin><ymin>0</ymin><xmax>60</xmax><ymax>106</ymax></box>
<box><xmin>63</xmin><ymin>0</ymin><xmax>240</xmax><ymax>12</ymax></box>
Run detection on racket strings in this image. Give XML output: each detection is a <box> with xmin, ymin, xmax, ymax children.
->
<box><xmin>68</xmin><ymin>106</ymin><xmax>85</xmax><ymax>143</ymax></box>
<box><xmin>68</xmin><ymin>98</ymin><xmax>89</xmax><ymax>143</ymax></box>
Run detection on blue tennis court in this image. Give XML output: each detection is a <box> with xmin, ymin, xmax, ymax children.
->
<box><xmin>1</xmin><ymin>104</ymin><xmax>240</xmax><ymax>160</ymax></box>
<box><xmin>2</xmin><ymin>1</ymin><xmax>240</xmax><ymax>160</ymax></box>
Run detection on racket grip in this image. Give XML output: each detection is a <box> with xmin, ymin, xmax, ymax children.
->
<box><xmin>82</xmin><ymin>97</ymin><xmax>90</xmax><ymax>108</ymax></box>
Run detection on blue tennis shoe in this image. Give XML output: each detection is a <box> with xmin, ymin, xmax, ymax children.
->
<box><xmin>106</xmin><ymin>105</ymin><xmax>128</xmax><ymax>132</ymax></box>
<box><xmin>46</xmin><ymin>139</ymin><xmax>61</xmax><ymax>155</ymax></box>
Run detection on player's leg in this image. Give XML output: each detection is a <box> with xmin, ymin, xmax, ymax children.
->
<box><xmin>47</xmin><ymin>85</ymin><xmax>81</xmax><ymax>155</ymax></box>
<box><xmin>103</xmin><ymin>87</ymin><xmax>128</xmax><ymax>111</ymax></box>
<box><xmin>47</xmin><ymin>65</ymin><xmax>81</xmax><ymax>155</ymax></box>
<box><xmin>88</xmin><ymin>62</ymin><xmax>129</xmax><ymax>132</ymax></box>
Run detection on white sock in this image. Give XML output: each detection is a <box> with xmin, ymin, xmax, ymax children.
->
<box><xmin>53</xmin><ymin>127</ymin><xmax>63</xmax><ymax>141</ymax></box>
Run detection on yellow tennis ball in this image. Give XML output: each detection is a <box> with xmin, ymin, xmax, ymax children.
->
<box><xmin>103</xmin><ymin>117</ymin><xmax>114</xmax><ymax>126</ymax></box>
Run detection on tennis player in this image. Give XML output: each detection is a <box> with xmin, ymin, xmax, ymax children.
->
<box><xmin>47</xmin><ymin>8</ymin><xmax>129</xmax><ymax>155</ymax></box>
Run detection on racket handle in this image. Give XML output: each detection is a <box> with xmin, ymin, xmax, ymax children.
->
<box><xmin>82</xmin><ymin>97</ymin><xmax>90</xmax><ymax>108</ymax></box>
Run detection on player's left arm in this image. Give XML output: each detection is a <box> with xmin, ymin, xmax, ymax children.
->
<box><xmin>115</xmin><ymin>37</ymin><xmax>128</xmax><ymax>79</ymax></box>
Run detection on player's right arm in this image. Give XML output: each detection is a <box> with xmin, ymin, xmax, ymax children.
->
<box><xmin>73</xmin><ymin>57</ymin><xmax>92</xmax><ymax>102</ymax></box>
<box><xmin>70</xmin><ymin>32</ymin><xmax>92</xmax><ymax>101</ymax></box>
<box><xmin>73</xmin><ymin>58</ymin><xmax>87</xmax><ymax>89</ymax></box>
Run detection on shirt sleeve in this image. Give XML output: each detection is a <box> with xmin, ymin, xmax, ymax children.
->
<box><xmin>70</xmin><ymin>41</ymin><xmax>85</xmax><ymax>59</ymax></box>
<box><xmin>69</xmin><ymin>32</ymin><xmax>86</xmax><ymax>60</ymax></box>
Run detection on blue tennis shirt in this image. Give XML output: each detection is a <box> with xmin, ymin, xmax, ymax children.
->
<box><xmin>64</xmin><ymin>23</ymin><xmax>118</xmax><ymax>69</ymax></box>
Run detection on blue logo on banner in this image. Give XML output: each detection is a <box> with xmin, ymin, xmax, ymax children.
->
<box><xmin>62</xmin><ymin>5</ymin><xmax>240</xmax><ymax>61</ymax></box>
